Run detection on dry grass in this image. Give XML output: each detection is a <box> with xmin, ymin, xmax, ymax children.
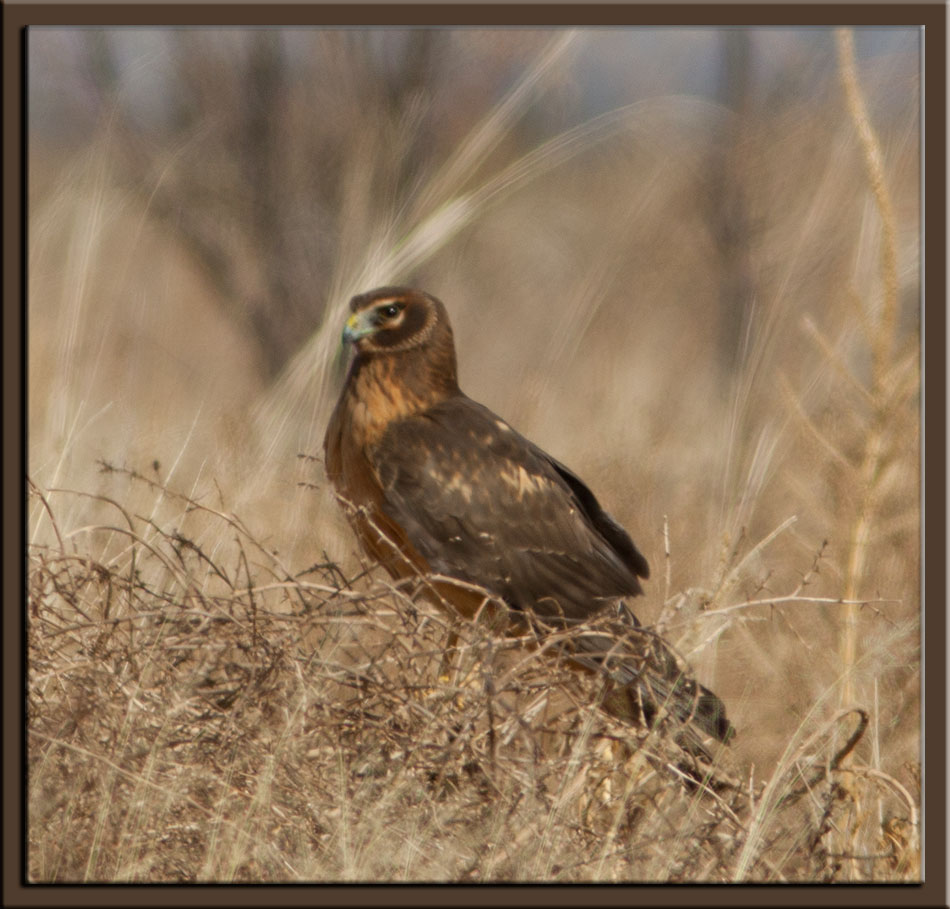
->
<box><xmin>27</xmin><ymin>469</ymin><xmax>917</xmax><ymax>882</ymax></box>
<box><xmin>26</xmin><ymin>28</ymin><xmax>921</xmax><ymax>883</ymax></box>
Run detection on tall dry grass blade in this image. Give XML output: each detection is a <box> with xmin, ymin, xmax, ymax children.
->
<box><xmin>410</xmin><ymin>30</ymin><xmax>581</xmax><ymax>221</ymax></box>
<box><xmin>833</xmin><ymin>27</ymin><xmax>903</xmax><ymax>709</ymax></box>
<box><xmin>835</xmin><ymin>28</ymin><xmax>900</xmax><ymax>384</ymax></box>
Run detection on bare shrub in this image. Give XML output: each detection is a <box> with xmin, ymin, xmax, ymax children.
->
<box><xmin>28</xmin><ymin>469</ymin><xmax>917</xmax><ymax>882</ymax></box>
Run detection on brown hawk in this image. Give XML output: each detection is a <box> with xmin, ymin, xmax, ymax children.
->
<box><xmin>324</xmin><ymin>286</ymin><xmax>734</xmax><ymax>753</ymax></box>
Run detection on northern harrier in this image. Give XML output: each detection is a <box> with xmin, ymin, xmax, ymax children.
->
<box><xmin>324</xmin><ymin>287</ymin><xmax>734</xmax><ymax>753</ymax></box>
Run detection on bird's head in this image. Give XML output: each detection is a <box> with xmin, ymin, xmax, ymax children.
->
<box><xmin>342</xmin><ymin>287</ymin><xmax>448</xmax><ymax>354</ymax></box>
<box><xmin>341</xmin><ymin>286</ymin><xmax>459</xmax><ymax>392</ymax></box>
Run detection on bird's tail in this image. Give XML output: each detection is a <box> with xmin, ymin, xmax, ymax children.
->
<box><xmin>567</xmin><ymin>623</ymin><xmax>735</xmax><ymax>758</ymax></box>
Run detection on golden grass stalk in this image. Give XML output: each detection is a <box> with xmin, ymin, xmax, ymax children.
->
<box><xmin>833</xmin><ymin>27</ymin><xmax>902</xmax><ymax>710</ymax></box>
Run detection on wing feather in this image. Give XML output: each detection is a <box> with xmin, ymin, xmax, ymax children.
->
<box><xmin>369</xmin><ymin>396</ymin><xmax>648</xmax><ymax>622</ymax></box>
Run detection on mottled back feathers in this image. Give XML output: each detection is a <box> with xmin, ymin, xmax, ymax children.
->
<box><xmin>371</xmin><ymin>397</ymin><xmax>648</xmax><ymax>619</ymax></box>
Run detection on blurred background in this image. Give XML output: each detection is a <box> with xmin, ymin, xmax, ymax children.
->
<box><xmin>28</xmin><ymin>25</ymin><xmax>920</xmax><ymax>841</ymax></box>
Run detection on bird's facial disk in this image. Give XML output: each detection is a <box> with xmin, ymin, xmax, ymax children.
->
<box><xmin>342</xmin><ymin>299</ymin><xmax>408</xmax><ymax>346</ymax></box>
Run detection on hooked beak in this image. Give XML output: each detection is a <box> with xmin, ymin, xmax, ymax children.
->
<box><xmin>342</xmin><ymin>310</ymin><xmax>375</xmax><ymax>345</ymax></box>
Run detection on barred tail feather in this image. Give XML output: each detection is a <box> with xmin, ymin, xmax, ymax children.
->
<box><xmin>568</xmin><ymin>627</ymin><xmax>736</xmax><ymax>756</ymax></box>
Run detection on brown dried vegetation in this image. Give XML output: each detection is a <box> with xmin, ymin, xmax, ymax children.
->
<box><xmin>28</xmin><ymin>464</ymin><xmax>917</xmax><ymax>882</ymax></box>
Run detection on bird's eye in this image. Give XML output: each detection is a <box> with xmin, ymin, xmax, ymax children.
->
<box><xmin>379</xmin><ymin>303</ymin><xmax>403</xmax><ymax>320</ymax></box>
